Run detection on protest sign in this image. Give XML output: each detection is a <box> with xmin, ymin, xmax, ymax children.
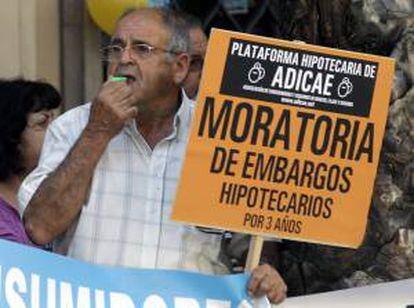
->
<box><xmin>0</xmin><ymin>239</ymin><xmax>265</xmax><ymax>307</ymax></box>
<box><xmin>172</xmin><ymin>28</ymin><xmax>395</xmax><ymax>248</ymax></box>
<box><xmin>4</xmin><ymin>240</ymin><xmax>411</xmax><ymax>308</ymax></box>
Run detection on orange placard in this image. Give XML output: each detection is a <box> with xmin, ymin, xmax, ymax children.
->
<box><xmin>172</xmin><ymin>29</ymin><xmax>394</xmax><ymax>248</ymax></box>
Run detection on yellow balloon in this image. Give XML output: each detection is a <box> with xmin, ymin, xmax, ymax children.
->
<box><xmin>87</xmin><ymin>0</ymin><xmax>148</xmax><ymax>35</ymax></box>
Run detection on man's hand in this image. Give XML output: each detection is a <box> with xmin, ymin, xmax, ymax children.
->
<box><xmin>248</xmin><ymin>263</ymin><xmax>287</xmax><ymax>304</ymax></box>
<box><xmin>87</xmin><ymin>80</ymin><xmax>139</xmax><ymax>138</ymax></box>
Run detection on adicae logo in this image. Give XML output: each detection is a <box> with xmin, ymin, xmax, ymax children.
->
<box><xmin>248</xmin><ymin>62</ymin><xmax>266</xmax><ymax>84</ymax></box>
<box><xmin>337</xmin><ymin>77</ymin><xmax>353</xmax><ymax>98</ymax></box>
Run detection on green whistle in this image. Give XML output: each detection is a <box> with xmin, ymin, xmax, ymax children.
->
<box><xmin>110</xmin><ymin>76</ymin><xmax>127</xmax><ymax>82</ymax></box>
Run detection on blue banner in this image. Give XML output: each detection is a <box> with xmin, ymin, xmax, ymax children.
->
<box><xmin>0</xmin><ymin>239</ymin><xmax>260</xmax><ymax>308</ymax></box>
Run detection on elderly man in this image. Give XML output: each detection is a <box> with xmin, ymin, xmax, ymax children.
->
<box><xmin>182</xmin><ymin>14</ymin><xmax>208</xmax><ymax>100</ymax></box>
<box><xmin>18</xmin><ymin>8</ymin><xmax>286</xmax><ymax>304</ymax></box>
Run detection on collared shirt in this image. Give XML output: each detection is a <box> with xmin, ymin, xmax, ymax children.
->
<box><xmin>18</xmin><ymin>94</ymin><xmax>228</xmax><ymax>274</ymax></box>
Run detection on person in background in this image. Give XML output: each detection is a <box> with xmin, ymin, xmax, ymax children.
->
<box><xmin>182</xmin><ymin>13</ymin><xmax>208</xmax><ymax>100</ymax></box>
<box><xmin>0</xmin><ymin>79</ymin><xmax>60</xmax><ymax>245</ymax></box>
<box><xmin>19</xmin><ymin>8</ymin><xmax>286</xmax><ymax>304</ymax></box>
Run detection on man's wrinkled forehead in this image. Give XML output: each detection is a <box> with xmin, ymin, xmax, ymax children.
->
<box><xmin>114</xmin><ymin>9</ymin><xmax>169</xmax><ymax>42</ymax></box>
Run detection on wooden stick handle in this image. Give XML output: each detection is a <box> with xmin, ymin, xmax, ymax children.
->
<box><xmin>245</xmin><ymin>235</ymin><xmax>264</xmax><ymax>271</ymax></box>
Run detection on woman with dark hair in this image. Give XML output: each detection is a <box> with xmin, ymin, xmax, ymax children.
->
<box><xmin>0</xmin><ymin>79</ymin><xmax>61</xmax><ymax>245</ymax></box>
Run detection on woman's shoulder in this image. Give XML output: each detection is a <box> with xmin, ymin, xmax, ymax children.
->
<box><xmin>0</xmin><ymin>200</ymin><xmax>31</xmax><ymax>245</ymax></box>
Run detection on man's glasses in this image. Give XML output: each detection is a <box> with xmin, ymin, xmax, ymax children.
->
<box><xmin>101</xmin><ymin>43</ymin><xmax>180</xmax><ymax>62</ymax></box>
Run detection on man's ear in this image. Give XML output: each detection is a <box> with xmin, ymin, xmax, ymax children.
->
<box><xmin>172</xmin><ymin>53</ymin><xmax>190</xmax><ymax>85</ymax></box>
